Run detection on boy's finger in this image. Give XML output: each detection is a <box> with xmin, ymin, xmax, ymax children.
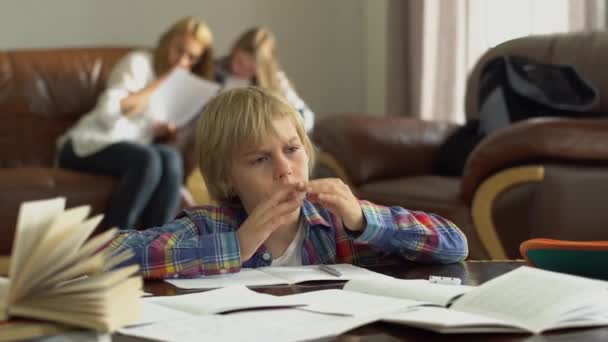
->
<box><xmin>262</xmin><ymin>196</ymin><xmax>303</xmax><ymax>228</ymax></box>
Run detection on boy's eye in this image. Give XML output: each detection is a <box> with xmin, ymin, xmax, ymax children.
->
<box><xmin>287</xmin><ymin>146</ymin><xmax>300</xmax><ymax>153</ymax></box>
<box><xmin>251</xmin><ymin>156</ymin><xmax>269</xmax><ymax>165</ymax></box>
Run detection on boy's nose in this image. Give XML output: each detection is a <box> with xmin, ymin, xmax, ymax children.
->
<box><xmin>274</xmin><ymin>156</ymin><xmax>293</xmax><ymax>181</ymax></box>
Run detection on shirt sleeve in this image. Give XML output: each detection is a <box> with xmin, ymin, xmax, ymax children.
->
<box><xmin>106</xmin><ymin>216</ymin><xmax>242</xmax><ymax>279</ymax></box>
<box><xmin>93</xmin><ymin>51</ymin><xmax>155</xmax><ymax>129</ymax></box>
<box><xmin>277</xmin><ymin>71</ymin><xmax>315</xmax><ymax>132</ymax></box>
<box><xmin>353</xmin><ymin>200</ymin><xmax>469</xmax><ymax>264</ymax></box>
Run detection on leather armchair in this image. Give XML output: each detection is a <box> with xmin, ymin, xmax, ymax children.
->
<box><xmin>313</xmin><ymin>31</ymin><xmax>608</xmax><ymax>260</ymax></box>
<box><xmin>0</xmin><ymin>47</ymin><xmax>198</xmax><ymax>256</ymax></box>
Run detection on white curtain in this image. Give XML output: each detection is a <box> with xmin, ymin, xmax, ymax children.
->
<box><xmin>387</xmin><ymin>0</ymin><xmax>605</xmax><ymax>124</ymax></box>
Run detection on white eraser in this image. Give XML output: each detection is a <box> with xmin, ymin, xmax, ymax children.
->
<box><xmin>428</xmin><ymin>275</ymin><xmax>462</xmax><ymax>285</ymax></box>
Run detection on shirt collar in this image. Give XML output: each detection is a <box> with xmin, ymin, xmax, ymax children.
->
<box><xmin>301</xmin><ymin>199</ymin><xmax>332</xmax><ymax>230</ymax></box>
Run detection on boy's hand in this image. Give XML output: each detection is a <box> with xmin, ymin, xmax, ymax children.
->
<box><xmin>306</xmin><ymin>178</ymin><xmax>365</xmax><ymax>232</ymax></box>
<box><xmin>237</xmin><ymin>183</ymin><xmax>306</xmax><ymax>262</ymax></box>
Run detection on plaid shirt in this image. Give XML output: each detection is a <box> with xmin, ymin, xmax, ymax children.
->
<box><xmin>108</xmin><ymin>200</ymin><xmax>468</xmax><ymax>279</ymax></box>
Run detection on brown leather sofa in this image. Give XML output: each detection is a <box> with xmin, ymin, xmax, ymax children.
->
<box><xmin>0</xmin><ymin>47</ymin><xmax>198</xmax><ymax>256</ymax></box>
<box><xmin>314</xmin><ymin>31</ymin><xmax>608</xmax><ymax>260</ymax></box>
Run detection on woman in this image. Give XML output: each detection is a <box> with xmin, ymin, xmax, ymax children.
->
<box><xmin>216</xmin><ymin>27</ymin><xmax>315</xmax><ymax>132</ymax></box>
<box><xmin>57</xmin><ymin>16</ymin><xmax>214</xmax><ymax>229</ymax></box>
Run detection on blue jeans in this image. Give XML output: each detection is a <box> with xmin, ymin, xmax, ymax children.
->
<box><xmin>58</xmin><ymin>140</ymin><xmax>183</xmax><ymax>229</ymax></box>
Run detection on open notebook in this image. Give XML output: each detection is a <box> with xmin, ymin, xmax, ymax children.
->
<box><xmin>342</xmin><ymin>266</ymin><xmax>608</xmax><ymax>334</ymax></box>
<box><xmin>165</xmin><ymin>263</ymin><xmax>393</xmax><ymax>289</ymax></box>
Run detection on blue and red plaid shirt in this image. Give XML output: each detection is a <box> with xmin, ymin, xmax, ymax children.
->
<box><xmin>108</xmin><ymin>199</ymin><xmax>468</xmax><ymax>279</ymax></box>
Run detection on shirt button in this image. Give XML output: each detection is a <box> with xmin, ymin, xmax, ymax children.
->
<box><xmin>262</xmin><ymin>252</ymin><xmax>272</xmax><ymax>261</ymax></box>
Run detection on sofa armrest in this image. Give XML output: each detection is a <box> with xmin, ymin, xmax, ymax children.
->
<box><xmin>312</xmin><ymin>113</ymin><xmax>458</xmax><ymax>186</ymax></box>
<box><xmin>462</xmin><ymin>117</ymin><xmax>608</xmax><ymax>203</ymax></box>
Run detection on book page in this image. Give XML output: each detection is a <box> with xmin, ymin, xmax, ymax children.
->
<box><xmin>383</xmin><ymin>306</ymin><xmax>525</xmax><ymax>333</ymax></box>
<box><xmin>20</xmin><ymin>214</ymin><xmax>103</xmax><ymax>295</ymax></box>
<box><xmin>260</xmin><ymin>264</ymin><xmax>395</xmax><ymax>284</ymax></box>
<box><xmin>283</xmin><ymin>288</ymin><xmax>423</xmax><ymax>317</ymax></box>
<box><xmin>344</xmin><ymin>277</ymin><xmax>473</xmax><ymax>307</ymax></box>
<box><xmin>145</xmin><ymin>68</ymin><xmax>221</xmax><ymax>127</ymax></box>
<box><xmin>9</xmin><ymin>198</ymin><xmax>66</xmax><ymax>304</ymax></box>
<box><xmin>165</xmin><ymin>268</ymin><xmax>287</xmax><ymax>289</ymax></box>
<box><xmin>450</xmin><ymin>266</ymin><xmax>608</xmax><ymax>333</ymax></box>
<box><xmin>119</xmin><ymin>308</ymin><xmax>377</xmax><ymax>342</ymax></box>
<box><xmin>14</xmin><ymin>205</ymin><xmax>91</xmax><ymax>291</ymax></box>
<box><xmin>146</xmin><ymin>286</ymin><xmax>305</xmax><ymax>316</ymax></box>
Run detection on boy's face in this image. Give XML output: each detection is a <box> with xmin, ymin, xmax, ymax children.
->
<box><xmin>228</xmin><ymin>117</ymin><xmax>309</xmax><ymax>213</ymax></box>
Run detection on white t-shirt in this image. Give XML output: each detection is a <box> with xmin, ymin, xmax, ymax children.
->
<box><xmin>57</xmin><ymin>51</ymin><xmax>157</xmax><ymax>157</ymax></box>
<box><xmin>270</xmin><ymin>224</ymin><xmax>304</xmax><ymax>267</ymax></box>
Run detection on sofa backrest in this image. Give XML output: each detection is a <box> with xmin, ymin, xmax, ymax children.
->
<box><xmin>465</xmin><ymin>31</ymin><xmax>608</xmax><ymax>120</ymax></box>
<box><xmin>0</xmin><ymin>47</ymin><xmax>134</xmax><ymax>167</ymax></box>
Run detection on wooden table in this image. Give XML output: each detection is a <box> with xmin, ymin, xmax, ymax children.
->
<box><xmin>124</xmin><ymin>261</ymin><xmax>608</xmax><ymax>341</ymax></box>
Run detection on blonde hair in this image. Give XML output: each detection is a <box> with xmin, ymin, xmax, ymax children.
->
<box><xmin>196</xmin><ymin>86</ymin><xmax>315</xmax><ymax>205</ymax></box>
<box><xmin>154</xmin><ymin>17</ymin><xmax>214</xmax><ymax>79</ymax></box>
<box><xmin>231</xmin><ymin>27</ymin><xmax>282</xmax><ymax>94</ymax></box>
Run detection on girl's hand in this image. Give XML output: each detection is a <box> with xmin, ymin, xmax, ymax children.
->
<box><xmin>237</xmin><ymin>183</ymin><xmax>306</xmax><ymax>261</ymax></box>
<box><xmin>306</xmin><ymin>178</ymin><xmax>365</xmax><ymax>231</ymax></box>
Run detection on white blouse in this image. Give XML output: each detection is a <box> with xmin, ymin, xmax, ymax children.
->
<box><xmin>57</xmin><ymin>51</ymin><xmax>157</xmax><ymax>157</ymax></box>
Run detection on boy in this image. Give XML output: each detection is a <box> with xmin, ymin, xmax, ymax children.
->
<box><xmin>108</xmin><ymin>87</ymin><xmax>468</xmax><ymax>278</ymax></box>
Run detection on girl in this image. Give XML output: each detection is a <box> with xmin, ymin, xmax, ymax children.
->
<box><xmin>216</xmin><ymin>27</ymin><xmax>315</xmax><ymax>132</ymax></box>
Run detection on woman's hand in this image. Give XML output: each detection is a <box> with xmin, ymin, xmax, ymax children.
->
<box><xmin>237</xmin><ymin>183</ymin><xmax>306</xmax><ymax>261</ymax></box>
<box><xmin>151</xmin><ymin>121</ymin><xmax>177</xmax><ymax>140</ymax></box>
<box><xmin>306</xmin><ymin>178</ymin><xmax>365</xmax><ymax>232</ymax></box>
<box><xmin>120</xmin><ymin>66</ymin><xmax>179</xmax><ymax>117</ymax></box>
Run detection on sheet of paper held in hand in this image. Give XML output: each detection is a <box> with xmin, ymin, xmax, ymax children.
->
<box><xmin>146</xmin><ymin>68</ymin><xmax>221</xmax><ymax>127</ymax></box>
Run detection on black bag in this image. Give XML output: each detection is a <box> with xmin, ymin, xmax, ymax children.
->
<box><xmin>434</xmin><ymin>55</ymin><xmax>599</xmax><ymax>177</ymax></box>
<box><xmin>477</xmin><ymin>55</ymin><xmax>599</xmax><ymax>135</ymax></box>
<box><xmin>434</xmin><ymin>119</ymin><xmax>485</xmax><ymax>177</ymax></box>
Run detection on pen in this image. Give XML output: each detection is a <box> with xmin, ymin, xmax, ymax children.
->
<box><xmin>318</xmin><ymin>264</ymin><xmax>343</xmax><ymax>277</ymax></box>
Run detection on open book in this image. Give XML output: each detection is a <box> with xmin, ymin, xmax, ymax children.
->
<box><xmin>342</xmin><ymin>266</ymin><xmax>608</xmax><ymax>334</ymax></box>
<box><xmin>0</xmin><ymin>197</ymin><xmax>142</xmax><ymax>336</ymax></box>
<box><xmin>146</xmin><ymin>68</ymin><xmax>221</xmax><ymax>127</ymax></box>
<box><xmin>165</xmin><ymin>263</ymin><xmax>394</xmax><ymax>289</ymax></box>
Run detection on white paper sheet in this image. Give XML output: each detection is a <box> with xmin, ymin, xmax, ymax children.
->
<box><xmin>344</xmin><ymin>277</ymin><xmax>474</xmax><ymax>307</ymax></box>
<box><xmin>119</xmin><ymin>308</ymin><xmax>377</xmax><ymax>342</ymax></box>
<box><xmin>146</xmin><ymin>286</ymin><xmax>305</xmax><ymax>315</ymax></box>
<box><xmin>284</xmin><ymin>289</ymin><xmax>424</xmax><ymax>317</ymax></box>
<box><xmin>165</xmin><ymin>264</ymin><xmax>394</xmax><ymax>290</ymax></box>
<box><xmin>146</xmin><ymin>68</ymin><xmax>221</xmax><ymax>127</ymax></box>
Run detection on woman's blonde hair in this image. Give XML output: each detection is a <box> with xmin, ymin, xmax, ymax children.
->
<box><xmin>231</xmin><ymin>27</ymin><xmax>282</xmax><ymax>94</ymax></box>
<box><xmin>154</xmin><ymin>16</ymin><xmax>214</xmax><ymax>79</ymax></box>
<box><xmin>196</xmin><ymin>86</ymin><xmax>315</xmax><ymax>205</ymax></box>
